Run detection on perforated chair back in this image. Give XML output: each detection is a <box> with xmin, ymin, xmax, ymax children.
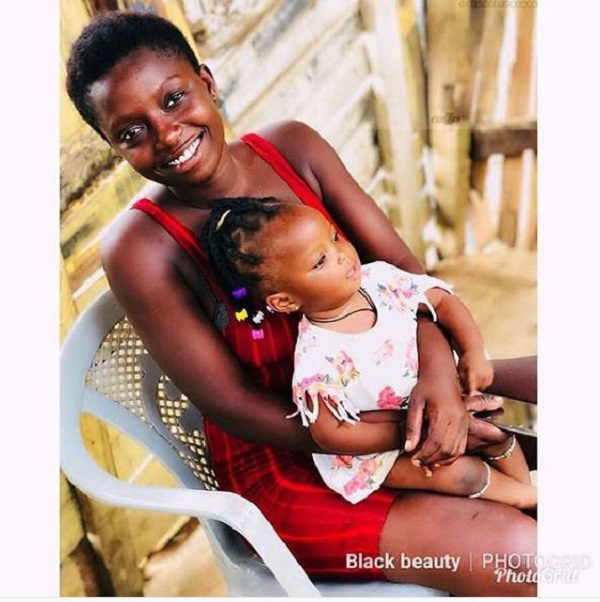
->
<box><xmin>61</xmin><ymin>289</ymin><xmax>448</xmax><ymax>597</ymax></box>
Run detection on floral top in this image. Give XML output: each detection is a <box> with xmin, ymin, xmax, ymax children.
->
<box><xmin>289</xmin><ymin>261</ymin><xmax>453</xmax><ymax>503</ymax></box>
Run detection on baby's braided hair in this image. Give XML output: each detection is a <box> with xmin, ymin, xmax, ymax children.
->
<box><xmin>202</xmin><ymin>197</ymin><xmax>287</xmax><ymax>337</ymax></box>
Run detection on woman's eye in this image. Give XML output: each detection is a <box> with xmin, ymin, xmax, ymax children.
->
<box><xmin>119</xmin><ymin>126</ymin><xmax>143</xmax><ymax>143</ymax></box>
<box><xmin>312</xmin><ymin>255</ymin><xmax>326</xmax><ymax>270</ymax></box>
<box><xmin>165</xmin><ymin>91</ymin><xmax>184</xmax><ymax>109</ymax></box>
<box><xmin>332</xmin><ymin>231</ymin><xmax>340</xmax><ymax>242</ymax></box>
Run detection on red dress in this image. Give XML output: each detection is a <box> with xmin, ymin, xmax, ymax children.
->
<box><xmin>132</xmin><ymin>133</ymin><xmax>397</xmax><ymax>579</ymax></box>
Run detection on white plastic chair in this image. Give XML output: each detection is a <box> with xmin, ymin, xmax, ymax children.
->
<box><xmin>61</xmin><ymin>289</ymin><xmax>448</xmax><ymax>597</ymax></box>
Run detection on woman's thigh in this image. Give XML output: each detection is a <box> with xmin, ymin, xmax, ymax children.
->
<box><xmin>380</xmin><ymin>491</ymin><xmax>537</xmax><ymax>596</ymax></box>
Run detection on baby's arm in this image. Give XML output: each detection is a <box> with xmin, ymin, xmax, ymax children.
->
<box><xmin>308</xmin><ymin>394</ymin><xmax>405</xmax><ymax>454</ymax></box>
<box><xmin>423</xmin><ymin>288</ymin><xmax>493</xmax><ymax>395</ymax></box>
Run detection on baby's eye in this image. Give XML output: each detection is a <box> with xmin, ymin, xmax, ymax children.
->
<box><xmin>119</xmin><ymin>125</ymin><xmax>143</xmax><ymax>144</ymax></box>
<box><xmin>312</xmin><ymin>255</ymin><xmax>326</xmax><ymax>270</ymax></box>
<box><xmin>332</xmin><ymin>231</ymin><xmax>340</xmax><ymax>242</ymax></box>
<box><xmin>165</xmin><ymin>91</ymin><xmax>184</xmax><ymax>109</ymax></box>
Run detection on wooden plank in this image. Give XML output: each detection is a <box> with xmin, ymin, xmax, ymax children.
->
<box><xmin>471</xmin><ymin>121</ymin><xmax>536</xmax><ymax>159</ymax></box>
<box><xmin>432</xmin><ymin>121</ymin><xmax>471</xmax><ymax>257</ymax></box>
<box><xmin>233</xmin><ymin>15</ymin><xmax>366</xmax><ymax>136</ymax></box>
<box><xmin>76</xmin><ymin>415</ymin><xmax>145</xmax><ymax>596</ymax></box>
<box><xmin>498</xmin><ymin>157</ymin><xmax>522</xmax><ymax>247</ymax></box>
<box><xmin>60</xmin><ymin>472</ymin><xmax>86</xmax><ymax>561</ymax></box>
<box><xmin>507</xmin><ymin>6</ymin><xmax>536</xmax><ymax>121</ymax></box>
<box><xmin>399</xmin><ymin>0</ymin><xmax>427</xmax><ymax>141</ymax></box>
<box><xmin>60</xmin><ymin>255</ymin><xmax>79</xmax><ymax>341</ymax></box>
<box><xmin>60</xmin><ymin>0</ymin><xmax>92</xmax><ymax>143</ymax></box>
<box><xmin>338</xmin><ymin>118</ymin><xmax>380</xmax><ymax>190</ymax></box>
<box><xmin>426</xmin><ymin>0</ymin><xmax>471</xmax><ymax>257</ymax></box>
<box><xmin>142</xmin><ymin>520</ymin><xmax>228</xmax><ymax>597</ymax></box>
<box><xmin>470</xmin><ymin>5</ymin><xmax>506</xmax><ymax>124</ymax></box>
<box><xmin>427</xmin><ymin>0</ymin><xmax>471</xmax><ymax>121</ymax></box>
<box><xmin>217</xmin><ymin>0</ymin><xmax>360</xmax><ymax>125</ymax></box>
<box><xmin>519</xmin><ymin>151</ymin><xmax>537</xmax><ymax>250</ymax></box>
<box><xmin>60</xmin><ymin>162</ymin><xmax>146</xmax><ymax>292</ymax></box>
<box><xmin>60</xmin><ymin>130</ymin><xmax>120</xmax><ymax>211</ymax></box>
<box><xmin>468</xmin><ymin>187</ymin><xmax>498</xmax><ymax>253</ymax></box>
<box><xmin>498</xmin><ymin>6</ymin><xmax>535</xmax><ymax>247</ymax></box>
<box><xmin>360</xmin><ymin>0</ymin><xmax>427</xmax><ymax>261</ymax></box>
<box><xmin>186</xmin><ymin>0</ymin><xmax>278</xmax><ymax>57</ymax></box>
<box><xmin>60</xmin><ymin>538</ymin><xmax>112</xmax><ymax>597</ymax></box>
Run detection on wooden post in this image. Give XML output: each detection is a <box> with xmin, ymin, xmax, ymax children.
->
<box><xmin>360</xmin><ymin>0</ymin><xmax>427</xmax><ymax>262</ymax></box>
<box><xmin>471</xmin><ymin>5</ymin><xmax>507</xmax><ymax>125</ymax></box>
<box><xmin>426</xmin><ymin>0</ymin><xmax>471</xmax><ymax>257</ymax></box>
<box><xmin>468</xmin><ymin>4</ymin><xmax>506</xmax><ymax>250</ymax></box>
<box><xmin>500</xmin><ymin>6</ymin><xmax>536</xmax><ymax>247</ymax></box>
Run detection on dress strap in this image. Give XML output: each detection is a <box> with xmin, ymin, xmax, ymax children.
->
<box><xmin>131</xmin><ymin>198</ymin><xmax>217</xmax><ymax>284</ymax></box>
<box><xmin>241</xmin><ymin>132</ymin><xmax>338</xmax><ymax>226</ymax></box>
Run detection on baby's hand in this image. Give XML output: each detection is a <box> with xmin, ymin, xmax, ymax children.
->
<box><xmin>458</xmin><ymin>352</ymin><xmax>494</xmax><ymax>396</ymax></box>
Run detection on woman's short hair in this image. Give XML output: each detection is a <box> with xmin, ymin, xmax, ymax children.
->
<box><xmin>66</xmin><ymin>11</ymin><xmax>200</xmax><ymax>135</ymax></box>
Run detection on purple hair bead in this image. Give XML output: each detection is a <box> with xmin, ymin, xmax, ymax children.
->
<box><xmin>232</xmin><ymin>287</ymin><xmax>248</xmax><ymax>300</ymax></box>
<box><xmin>251</xmin><ymin>329</ymin><xmax>265</xmax><ymax>340</ymax></box>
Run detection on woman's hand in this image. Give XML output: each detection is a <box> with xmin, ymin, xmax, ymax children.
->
<box><xmin>462</xmin><ymin>394</ymin><xmax>511</xmax><ymax>452</ymax></box>
<box><xmin>406</xmin><ymin>370</ymin><xmax>469</xmax><ymax>467</ymax></box>
<box><xmin>405</xmin><ymin>316</ymin><xmax>469</xmax><ymax>468</ymax></box>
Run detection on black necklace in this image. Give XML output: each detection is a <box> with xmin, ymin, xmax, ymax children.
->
<box><xmin>306</xmin><ymin>288</ymin><xmax>377</xmax><ymax>324</ymax></box>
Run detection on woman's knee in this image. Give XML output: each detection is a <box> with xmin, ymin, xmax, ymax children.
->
<box><xmin>491</xmin><ymin>509</ymin><xmax>537</xmax><ymax>554</ymax></box>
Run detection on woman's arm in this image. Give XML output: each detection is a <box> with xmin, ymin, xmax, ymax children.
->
<box><xmin>264</xmin><ymin>121</ymin><xmax>469</xmax><ymax>465</ymax></box>
<box><xmin>486</xmin><ymin>357</ymin><xmax>537</xmax><ymax>403</ymax></box>
<box><xmin>101</xmin><ymin>213</ymin><xmax>320</xmax><ymax>452</ymax></box>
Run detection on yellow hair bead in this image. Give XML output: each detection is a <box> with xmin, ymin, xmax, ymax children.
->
<box><xmin>235</xmin><ymin>308</ymin><xmax>249</xmax><ymax>322</ymax></box>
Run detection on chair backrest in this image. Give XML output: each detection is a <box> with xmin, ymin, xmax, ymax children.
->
<box><xmin>85</xmin><ymin>309</ymin><xmax>218</xmax><ymax>490</ymax></box>
<box><xmin>60</xmin><ymin>289</ymin><xmax>277</xmax><ymax>589</ymax></box>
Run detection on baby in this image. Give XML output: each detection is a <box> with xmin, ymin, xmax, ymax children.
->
<box><xmin>202</xmin><ymin>197</ymin><xmax>536</xmax><ymax>508</ymax></box>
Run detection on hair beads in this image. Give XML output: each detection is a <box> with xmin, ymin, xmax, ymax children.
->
<box><xmin>202</xmin><ymin>197</ymin><xmax>289</xmax><ymax>341</ymax></box>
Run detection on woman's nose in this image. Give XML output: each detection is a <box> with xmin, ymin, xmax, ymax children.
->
<box><xmin>154</xmin><ymin>116</ymin><xmax>180</xmax><ymax>150</ymax></box>
<box><xmin>337</xmin><ymin>251</ymin><xmax>346</xmax><ymax>264</ymax></box>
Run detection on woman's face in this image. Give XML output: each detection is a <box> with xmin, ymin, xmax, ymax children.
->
<box><xmin>89</xmin><ymin>48</ymin><xmax>225</xmax><ymax>187</ymax></box>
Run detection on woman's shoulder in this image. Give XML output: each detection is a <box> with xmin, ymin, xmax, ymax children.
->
<box><xmin>250</xmin><ymin>120</ymin><xmax>324</xmax><ymax>186</ymax></box>
<box><xmin>100</xmin><ymin>183</ymin><xmax>174</xmax><ymax>280</ymax></box>
<box><xmin>252</xmin><ymin>120</ymin><xmax>319</xmax><ymax>149</ymax></box>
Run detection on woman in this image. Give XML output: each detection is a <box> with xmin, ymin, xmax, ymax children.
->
<box><xmin>66</xmin><ymin>11</ymin><xmax>536</xmax><ymax>595</ymax></box>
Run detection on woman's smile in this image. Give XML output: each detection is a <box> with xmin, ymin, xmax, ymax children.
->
<box><xmin>161</xmin><ymin>129</ymin><xmax>205</xmax><ymax>172</ymax></box>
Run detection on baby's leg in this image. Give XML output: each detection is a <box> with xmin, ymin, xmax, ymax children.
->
<box><xmin>384</xmin><ymin>455</ymin><xmax>488</xmax><ymax>497</ymax></box>
<box><xmin>383</xmin><ymin>456</ymin><xmax>537</xmax><ymax>509</ymax></box>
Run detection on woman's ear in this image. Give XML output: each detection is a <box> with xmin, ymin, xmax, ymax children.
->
<box><xmin>266</xmin><ymin>292</ymin><xmax>300</xmax><ymax>314</ymax></box>
<box><xmin>198</xmin><ymin>63</ymin><xmax>218</xmax><ymax>99</ymax></box>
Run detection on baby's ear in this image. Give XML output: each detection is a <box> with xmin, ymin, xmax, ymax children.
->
<box><xmin>266</xmin><ymin>292</ymin><xmax>298</xmax><ymax>314</ymax></box>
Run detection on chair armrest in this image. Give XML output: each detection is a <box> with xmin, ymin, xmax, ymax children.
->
<box><xmin>61</xmin><ymin>434</ymin><xmax>319</xmax><ymax>597</ymax></box>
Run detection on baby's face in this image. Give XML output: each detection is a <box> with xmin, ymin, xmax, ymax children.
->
<box><xmin>261</xmin><ymin>205</ymin><xmax>361</xmax><ymax>314</ymax></box>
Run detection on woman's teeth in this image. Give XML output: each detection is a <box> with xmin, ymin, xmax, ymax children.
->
<box><xmin>166</xmin><ymin>136</ymin><xmax>200</xmax><ymax>167</ymax></box>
